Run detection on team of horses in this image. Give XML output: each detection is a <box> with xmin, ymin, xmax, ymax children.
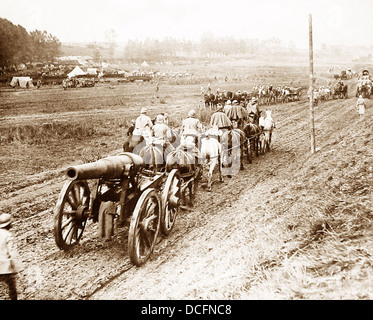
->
<box><xmin>122</xmin><ymin>109</ymin><xmax>275</xmax><ymax>192</ymax></box>
<box><xmin>203</xmin><ymin>85</ymin><xmax>303</xmax><ymax>109</ymax></box>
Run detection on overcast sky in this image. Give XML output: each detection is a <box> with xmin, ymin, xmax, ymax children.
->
<box><xmin>1</xmin><ymin>0</ymin><xmax>372</xmax><ymax>48</ymax></box>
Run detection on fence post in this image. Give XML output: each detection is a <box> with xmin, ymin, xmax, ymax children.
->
<box><xmin>309</xmin><ymin>13</ymin><xmax>316</xmax><ymax>154</ymax></box>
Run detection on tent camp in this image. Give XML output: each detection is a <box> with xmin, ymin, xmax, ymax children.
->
<box><xmin>67</xmin><ymin>66</ymin><xmax>86</xmax><ymax>78</ymax></box>
<box><xmin>10</xmin><ymin>77</ymin><xmax>34</xmax><ymax>88</ymax></box>
<box><xmin>141</xmin><ymin>61</ymin><xmax>149</xmax><ymax>67</ymax></box>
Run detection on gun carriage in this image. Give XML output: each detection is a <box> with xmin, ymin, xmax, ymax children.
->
<box><xmin>53</xmin><ymin>152</ymin><xmax>181</xmax><ymax>266</ymax></box>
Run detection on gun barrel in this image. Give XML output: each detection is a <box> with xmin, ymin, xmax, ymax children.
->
<box><xmin>65</xmin><ymin>153</ymin><xmax>143</xmax><ymax>181</ymax></box>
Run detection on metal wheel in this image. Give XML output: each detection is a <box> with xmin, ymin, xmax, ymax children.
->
<box><xmin>54</xmin><ymin>180</ymin><xmax>90</xmax><ymax>250</ymax></box>
<box><xmin>161</xmin><ymin>169</ymin><xmax>181</xmax><ymax>235</ymax></box>
<box><xmin>128</xmin><ymin>188</ymin><xmax>161</xmax><ymax>266</ymax></box>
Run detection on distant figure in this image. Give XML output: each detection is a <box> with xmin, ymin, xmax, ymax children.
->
<box><xmin>356</xmin><ymin>95</ymin><xmax>366</xmax><ymax>118</ymax></box>
<box><xmin>0</xmin><ymin>214</ymin><xmax>24</xmax><ymax>300</ymax></box>
<box><xmin>207</xmin><ymin>83</ymin><xmax>211</xmax><ymax>93</ymax></box>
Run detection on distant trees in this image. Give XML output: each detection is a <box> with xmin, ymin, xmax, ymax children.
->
<box><xmin>0</xmin><ymin>18</ymin><xmax>61</xmax><ymax>68</ymax></box>
<box><xmin>123</xmin><ymin>35</ymin><xmax>284</xmax><ymax>62</ymax></box>
<box><xmin>29</xmin><ymin>30</ymin><xmax>61</xmax><ymax>62</ymax></box>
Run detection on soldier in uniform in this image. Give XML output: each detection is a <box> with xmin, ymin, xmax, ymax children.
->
<box><xmin>181</xmin><ymin>109</ymin><xmax>203</xmax><ymax>148</ymax></box>
<box><xmin>0</xmin><ymin>214</ymin><xmax>23</xmax><ymax>300</ymax></box>
<box><xmin>133</xmin><ymin>107</ymin><xmax>153</xmax><ymax>142</ymax></box>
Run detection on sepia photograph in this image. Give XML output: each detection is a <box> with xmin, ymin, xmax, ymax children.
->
<box><xmin>0</xmin><ymin>0</ymin><xmax>372</xmax><ymax>304</ymax></box>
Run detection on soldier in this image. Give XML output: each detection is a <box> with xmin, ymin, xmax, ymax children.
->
<box><xmin>126</xmin><ymin>119</ymin><xmax>135</xmax><ymax>136</ymax></box>
<box><xmin>152</xmin><ymin>114</ymin><xmax>174</xmax><ymax>152</ymax></box>
<box><xmin>133</xmin><ymin>107</ymin><xmax>153</xmax><ymax>140</ymax></box>
<box><xmin>181</xmin><ymin>109</ymin><xmax>203</xmax><ymax>147</ymax></box>
<box><xmin>223</xmin><ymin>100</ymin><xmax>232</xmax><ymax>114</ymax></box>
<box><xmin>0</xmin><ymin>214</ymin><xmax>23</xmax><ymax>300</ymax></box>
<box><xmin>162</xmin><ymin>112</ymin><xmax>169</xmax><ymax>125</ymax></box>
<box><xmin>210</xmin><ymin>104</ymin><xmax>232</xmax><ymax>131</ymax></box>
<box><xmin>356</xmin><ymin>95</ymin><xmax>366</xmax><ymax>118</ymax></box>
<box><xmin>246</xmin><ymin>97</ymin><xmax>260</xmax><ymax>124</ymax></box>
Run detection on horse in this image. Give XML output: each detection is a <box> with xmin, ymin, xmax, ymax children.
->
<box><xmin>204</xmin><ymin>93</ymin><xmax>218</xmax><ymax>109</ymax></box>
<box><xmin>217</xmin><ymin>91</ymin><xmax>227</xmax><ymax>105</ymax></box>
<box><xmin>243</xmin><ymin>119</ymin><xmax>261</xmax><ymax>162</ymax></box>
<box><xmin>200</xmin><ymin>128</ymin><xmax>223</xmax><ymax>191</ymax></box>
<box><xmin>220</xmin><ymin>129</ymin><xmax>246</xmax><ymax>175</ymax></box>
<box><xmin>319</xmin><ymin>86</ymin><xmax>331</xmax><ymax>101</ymax></box>
<box><xmin>226</xmin><ymin>104</ymin><xmax>248</xmax><ymax>131</ymax></box>
<box><xmin>356</xmin><ymin>83</ymin><xmax>370</xmax><ymax>99</ymax></box>
<box><xmin>333</xmin><ymin>82</ymin><xmax>348</xmax><ymax>99</ymax></box>
<box><xmin>123</xmin><ymin>134</ymin><xmax>146</xmax><ymax>153</ymax></box>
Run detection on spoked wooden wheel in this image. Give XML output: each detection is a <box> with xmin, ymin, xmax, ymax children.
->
<box><xmin>161</xmin><ymin>169</ymin><xmax>181</xmax><ymax>235</ymax></box>
<box><xmin>54</xmin><ymin>180</ymin><xmax>90</xmax><ymax>250</ymax></box>
<box><xmin>128</xmin><ymin>188</ymin><xmax>161</xmax><ymax>266</ymax></box>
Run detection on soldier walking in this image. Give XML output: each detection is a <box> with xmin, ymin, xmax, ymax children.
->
<box><xmin>0</xmin><ymin>214</ymin><xmax>23</xmax><ymax>300</ymax></box>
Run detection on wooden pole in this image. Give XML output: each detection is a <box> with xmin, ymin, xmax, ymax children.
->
<box><xmin>309</xmin><ymin>14</ymin><xmax>316</xmax><ymax>154</ymax></box>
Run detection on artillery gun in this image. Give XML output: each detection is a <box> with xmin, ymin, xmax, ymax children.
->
<box><xmin>53</xmin><ymin>152</ymin><xmax>181</xmax><ymax>266</ymax></box>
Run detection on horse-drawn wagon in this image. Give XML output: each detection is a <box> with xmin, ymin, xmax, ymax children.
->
<box><xmin>332</xmin><ymin>82</ymin><xmax>348</xmax><ymax>99</ymax></box>
<box><xmin>80</xmin><ymin>78</ymin><xmax>96</xmax><ymax>87</ymax></box>
<box><xmin>283</xmin><ymin>87</ymin><xmax>302</xmax><ymax>102</ymax></box>
<box><xmin>53</xmin><ymin>152</ymin><xmax>182</xmax><ymax>266</ymax></box>
<box><xmin>356</xmin><ymin>70</ymin><xmax>372</xmax><ymax>99</ymax></box>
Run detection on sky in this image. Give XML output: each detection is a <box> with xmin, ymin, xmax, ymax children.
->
<box><xmin>1</xmin><ymin>0</ymin><xmax>373</xmax><ymax>48</ymax></box>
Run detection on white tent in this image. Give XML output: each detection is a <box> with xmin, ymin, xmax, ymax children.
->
<box><xmin>67</xmin><ymin>66</ymin><xmax>86</xmax><ymax>78</ymax></box>
<box><xmin>10</xmin><ymin>77</ymin><xmax>34</xmax><ymax>88</ymax></box>
<box><xmin>86</xmin><ymin>68</ymin><xmax>98</xmax><ymax>75</ymax></box>
<box><xmin>141</xmin><ymin>61</ymin><xmax>149</xmax><ymax>67</ymax></box>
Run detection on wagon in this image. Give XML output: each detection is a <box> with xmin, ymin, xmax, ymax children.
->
<box><xmin>284</xmin><ymin>87</ymin><xmax>302</xmax><ymax>102</ymax></box>
<box><xmin>53</xmin><ymin>152</ymin><xmax>181</xmax><ymax>266</ymax></box>
<box><xmin>80</xmin><ymin>78</ymin><xmax>95</xmax><ymax>87</ymax></box>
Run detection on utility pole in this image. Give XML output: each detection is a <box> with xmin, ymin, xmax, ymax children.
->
<box><xmin>309</xmin><ymin>13</ymin><xmax>316</xmax><ymax>154</ymax></box>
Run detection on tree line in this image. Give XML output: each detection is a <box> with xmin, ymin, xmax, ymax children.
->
<box><xmin>0</xmin><ymin>18</ymin><xmax>61</xmax><ymax>69</ymax></box>
<box><xmin>122</xmin><ymin>33</ymin><xmax>288</xmax><ymax>62</ymax></box>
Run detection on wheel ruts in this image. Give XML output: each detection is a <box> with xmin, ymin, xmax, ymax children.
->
<box><xmin>54</xmin><ymin>180</ymin><xmax>90</xmax><ymax>250</ymax></box>
<box><xmin>161</xmin><ymin>169</ymin><xmax>181</xmax><ymax>235</ymax></box>
<box><xmin>128</xmin><ymin>188</ymin><xmax>161</xmax><ymax>266</ymax></box>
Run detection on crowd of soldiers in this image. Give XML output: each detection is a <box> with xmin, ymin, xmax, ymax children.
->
<box><xmin>128</xmin><ymin>93</ymin><xmax>270</xmax><ymax>152</ymax></box>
